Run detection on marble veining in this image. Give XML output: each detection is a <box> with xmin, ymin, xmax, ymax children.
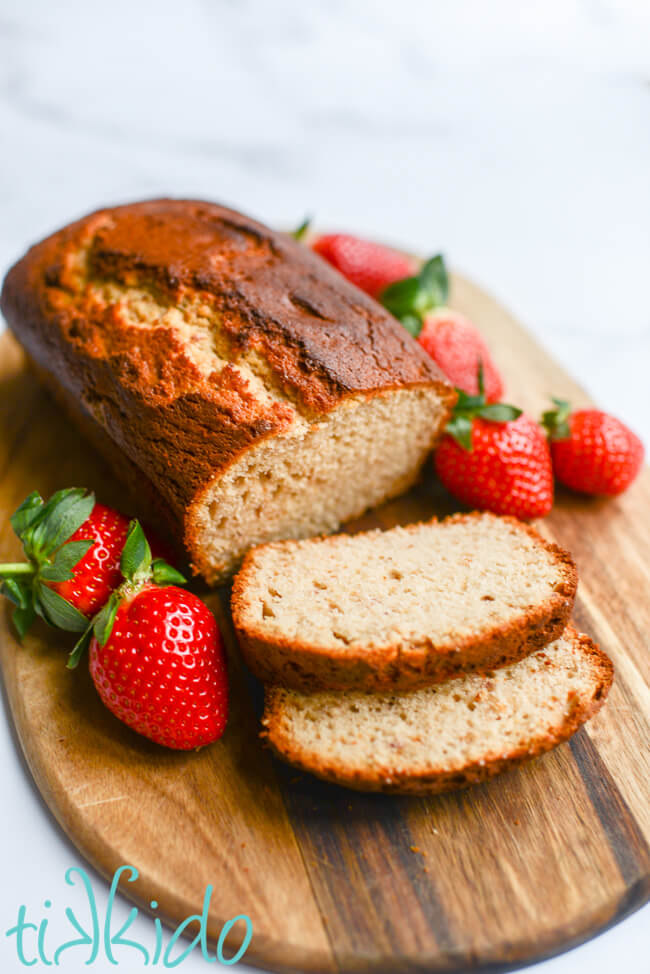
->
<box><xmin>0</xmin><ymin>3</ymin><xmax>648</xmax><ymax>973</ymax></box>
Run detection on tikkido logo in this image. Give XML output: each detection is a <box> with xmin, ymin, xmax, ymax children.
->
<box><xmin>5</xmin><ymin>866</ymin><xmax>253</xmax><ymax>968</ymax></box>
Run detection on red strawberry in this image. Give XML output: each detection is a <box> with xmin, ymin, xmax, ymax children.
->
<box><xmin>418</xmin><ymin>309</ymin><xmax>504</xmax><ymax>402</ymax></box>
<box><xmin>89</xmin><ymin>584</ymin><xmax>227</xmax><ymax>750</ymax></box>
<box><xmin>311</xmin><ymin>234</ymin><xmax>415</xmax><ymax>298</ymax></box>
<box><xmin>49</xmin><ymin>511</ymin><xmax>173</xmax><ymax>616</ymax></box>
<box><xmin>46</xmin><ymin>503</ymin><xmax>130</xmax><ymax>617</ymax></box>
<box><xmin>71</xmin><ymin>521</ymin><xmax>228</xmax><ymax>750</ymax></box>
<box><xmin>434</xmin><ymin>383</ymin><xmax>553</xmax><ymax>519</ymax></box>
<box><xmin>542</xmin><ymin>400</ymin><xmax>644</xmax><ymax>496</ymax></box>
<box><xmin>0</xmin><ymin>488</ymin><xmax>177</xmax><ymax>639</ymax></box>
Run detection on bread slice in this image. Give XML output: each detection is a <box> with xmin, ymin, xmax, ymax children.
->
<box><xmin>0</xmin><ymin>199</ymin><xmax>455</xmax><ymax>584</ymax></box>
<box><xmin>262</xmin><ymin>626</ymin><xmax>613</xmax><ymax>794</ymax></box>
<box><xmin>231</xmin><ymin>513</ymin><xmax>577</xmax><ymax>691</ymax></box>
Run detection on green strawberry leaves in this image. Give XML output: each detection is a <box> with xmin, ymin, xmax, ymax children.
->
<box><xmin>399</xmin><ymin>314</ymin><xmax>422</xmax><ymax>338</ymax></box>
<box><xmin>19</xmin><ymin>488</ymin><xmax>95</xmax><ymax>561</ymax></box>
<box><xmin>1</xmin><ymin>578</ymin><xmax>30</xmax><ymax>608</ymax></box>
<box><xmin>1</xmin><ymin>578</ymin><xmax>35</xmax><ymax>639</ymax></box>
<box><xmin>478</xmin><ymin>403</ymin><xmax>523</xmax><ymax>423</ymax></box>
<box><xmin>2</xmin><ymin>488</ymin><xmax>188</xmax><ymax>659</ymax></box>
<box><xmin>92</xmin><ymin>591</ymin><xmax>122</xmax><ymax>648</ymax></box>
<box><xmin>120</xmin><ymin>519</ymin><xmax>152</xmax><ymax>581</ymax></box>
<box><xmin>119</xmin><ymin>519</ymin><xmax>185</xmax><ymax>587</ymax></box>
<box><xmin>380</xmin><ymin>254</ymin><xmax>449</xmax><ymax>337</ymax></box>
<box><xmin>152</xmin><ymin>559</ymin><xmax>187</xmax><ymax>586</ymax></box>
<box><xmin>444</xmin><ymin>364</ymin><xmax>522</xmax><ymax>450</ymax></box>
<box><xmin>10</xmin><ymin>491</ymin><xmax>46</xmax><ymax>539</ymax></box>
<box><xmin>541</xmin><ymin>398</ymin><xmax>572</xmax><ymax>440</ymax></box>
<box><xmin>380</xmin><ymin>276</ymin><xmax>423</xmax><ymax>320</ymax></box>
<box><xmin>445</xmin><ymin>414</ymin><xmax>474</xmax><ymax>451</ymax></box>
<box><xmin>38</xmin><ymin>539</ymin><xmax>95</xmax><ymax>582</ymax></box>
<box><xmin>36</xmin><ymin>585</ymin><xmax>89</xmax><ymax>632</ymax></box>
<box><xmin>292</xmin><ymin>216</ymin><xmax>312</xmax><ymax>241</ymax></box>
<box><xmin>67</xmin><ymin>627</ymin><xmax>93</xmax><ymax>669</ymax></box>
<box><xmin>0</xmin><ymin>488</ymin><xmax>98</xmax><ymax>639</ymax></box>
<box><xmin>67</xmin><ymin>518</ymin><xmax>187</xmax><ymax>669</ymax></box>
<box><xmin>67</xmin><ymin>590</ymin><xmax>121</xmax><ymax>670</ymax></box>
<box><xmin>12</xmin><ymin>603</ymin><xmax>37</xmax><ymax>640</ymax></box>
<box><xmin>418</xmin><ymin>255</ymin><xmax>449</xmax><ymax>307</ymax></box>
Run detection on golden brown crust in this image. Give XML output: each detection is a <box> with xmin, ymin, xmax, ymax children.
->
<box><xmin>0</xmin><ymin>199</ymin><xmax>455</xmax><ymax>580</ymax></box>
<box><xmin>261</xmin><ymin>627</ymin><xmax>614</xmax><ymax>795</ymax></box>
<box><xmin>26</xmin><ymin>354</ymin><xmax>185</xmax><ymax>549</ymax></box>
<box><xmin>231</xmin><ymin>512</ymin><xmax>578</xmax><ymax>691</ymax></box>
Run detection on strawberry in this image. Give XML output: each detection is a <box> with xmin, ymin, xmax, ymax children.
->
<box><xmin>311</xmin><ymin>233</ymin><xmax>416</xmax><ymax>298</ymax></box>
<box><xmin>418</xmin><ymin>309</ymin><xmax>504</xmax><ymax>402</ymax></box>
<box><xmin>434</xmin><ymin>376</ymin><xmax>553</xmax><ymax>519</ymax></box>
<box><xmin>49</xmin><ymin>509</ymin><xmax>173</xmax><ymax>616</ymax></box>
<box><xmin>70</xmin><ymin>521</ymin><xmax>228</xmax><ymax>750</ymax></box>
<box><xmin>89</xmin><ymin>586</ymin><xmax>227</xmax><ymax>750</ymax></box>
<box><xmin>0</xmin><ymin>489</ymin><xmax>176</xmax><ymax>639</ymax></box>
<box><xmin>45</xmin><ymin>502</ymin><xmax>130</xmax><ymax>617</ymax></box>
<box><xmin>542</xmin><ymin>400</ymin><xmax>644</xmax><ymax>496</ymax></box>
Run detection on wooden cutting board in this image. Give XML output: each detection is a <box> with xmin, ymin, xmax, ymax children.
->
<box><xmin>1</xmin><ymin>273</ymin><xmax>649</xmax><ymax>973</ymax></box>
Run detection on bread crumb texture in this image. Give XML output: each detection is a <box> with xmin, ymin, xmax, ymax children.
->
<box><xmin>232</xmin><ymin>512</ymin><xmax>577</xmax><ymax>689</ymax></box>
<box><xmin>82</xmin><ymin>263</ymin><xmax>449</xmax><ymax>580</ymax></box>
<box><xmin>238</xmin><ymin>514</ymin><xmax>570</xmax><ymax>647</ymax></box>
<box><xmin>263</xmin><ymin>627</ymin><xmax>613</xmax><ymax>794</ymax></box>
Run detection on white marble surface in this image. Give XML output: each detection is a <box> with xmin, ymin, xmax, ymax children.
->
<box><xmin>0</xmin><ymin>1</ymin><xmax>648</xmax><ymax>972</ymax></box>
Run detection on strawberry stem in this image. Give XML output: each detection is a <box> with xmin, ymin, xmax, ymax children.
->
<box><xmin>0</xmin><ymin>563</ymin><xmax>35</xmax><ymax>577</ymax></box>
<box><xmin>443</xmin><ymin>363</ymin><xmax>522</xmax><ymax>451</ymax></box>
<box><xmin>292</xmin><ymin>216</ymin><xmax>311</xmax><ymax>241</ymax></box>
<box><xmin>541</xmin><ymin>398</ymin><xmax>572</xmax><ymax>440</ymax></box>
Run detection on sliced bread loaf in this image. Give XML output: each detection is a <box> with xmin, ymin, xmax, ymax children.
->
<box><xmin>1</xmin><ymin>199</ymin><xmax>454</xmax><ymax>583</ymax></box>
<box><xmin>231</xmin><ymin>513</ymin><xmax>577</xmax><ymax>691</ymax></box>
<box><xmin>262</xmin><ymin>626</ymin><xmax>613</xmax><ymax>794</ymax></box>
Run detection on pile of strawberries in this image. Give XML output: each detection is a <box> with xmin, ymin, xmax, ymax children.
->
<box><xmin>0</xmin><ymin>490</ymin><xmax>228</xmax><ymax>750</ymax></box>
<box><xmin>309</xmin><ymin>230</ymin><xmax>644</xmax><ymax>518</ymax></box>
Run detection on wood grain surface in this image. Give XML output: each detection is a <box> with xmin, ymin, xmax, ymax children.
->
<box><xmin>0</xmin><ymin>273</ymin><xmax>648</xmax><ymax>973</ymax></box>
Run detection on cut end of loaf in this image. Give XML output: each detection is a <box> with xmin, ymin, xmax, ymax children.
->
<box><xmin>0</xmin><ymin>198</ymin><xmax>456</xmax><ymax>589</ymax></box>
<box><xmin>190</xmin><ymin>386</ymin><xmax>450</xmax><ymax>583</ymax></box>
<box><xmin>262</xmin><ymin>627</ymin><xmax>613</xmax><ymax>795</ymax></box>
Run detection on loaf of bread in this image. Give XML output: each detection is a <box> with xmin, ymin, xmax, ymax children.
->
<box><xmin>262</xmin><ymin>626</ymin><xmax>613</xmax><ymax>794</ymax></box>
<box><xmin>0</xmin><ymin>199</ymin><xmax>455</xmax><ymax>582</ymax></box>
<box><xmin>231</xmin><ymin>513</ymin><xmax>577</xmax><ymax>690</ymax></box>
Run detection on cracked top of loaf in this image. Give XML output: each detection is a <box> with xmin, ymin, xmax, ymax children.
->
<box><xmin>4</xmin><ymin>198</ymin><xmax>449</xmax><ymax>402</ymax></box>
<box><xmin>0</xmin><ymin>199</ymin><xmax>455</xmax><ymax>579</ymax></box>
